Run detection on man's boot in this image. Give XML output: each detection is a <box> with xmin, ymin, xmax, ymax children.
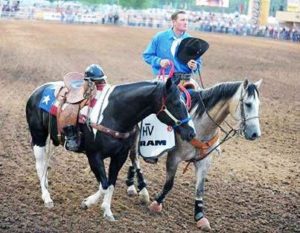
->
<box><xmin>63</xmin><ymin>125</ymin><xmax>80</xmax><ymax>151</ymax></box>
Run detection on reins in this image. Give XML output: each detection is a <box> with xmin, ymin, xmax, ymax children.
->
<box><xmin>183</xmin><ymin>79</ymin><xmax>260</xmax><ymax>174</ymax></box>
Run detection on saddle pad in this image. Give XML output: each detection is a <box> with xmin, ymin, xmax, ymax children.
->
<box><xmin>38</xmin><ymin>83</ymin><xmax>63</xmax><ymax>116</ymax></box>
<box><xmin>39</xmin><ymin>85</ymin><xmax>57</xmax><ymax>114</ymax></box>
<box><xmin>138</xmin><ymin>114</ymin><xmax>175</xmax><ymax>158</ymax></box>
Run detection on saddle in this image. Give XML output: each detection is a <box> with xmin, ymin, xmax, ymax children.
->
<box><xmin>55</xmin><ymin>72</ymin><xmax>96</xmax><ymax>137</ymax></box>
<box><xmin>63</xmin><ymin>72</ymin><xmax>90</xmax><ymax>103</ymax></box>
<box><xmin>180</xmin><ymin>78</ymin><xmax>199</xmax><ymax>90</ymax></box>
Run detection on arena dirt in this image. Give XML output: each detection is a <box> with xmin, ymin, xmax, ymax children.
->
<box><xmin>0</xmin><ymin>21</ymin><xmax>299</xmax><ymax>232</ymax></box>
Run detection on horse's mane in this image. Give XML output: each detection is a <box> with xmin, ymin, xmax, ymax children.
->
<box><xmin>112</xmin><ymin>80</ymin><xmax>165</xmax><ymax>97</ymax></box>
<box><xmin>190</xmin><ymin>81</ymin><xmax>258</xmax><ymax>118</ymax></box>
<box><xmin>112</xmin><ymin>80</ymin><xmax>182</xmax><ymax>101</ymax></box>
<box><xmin>189</xmin><ymin>82</ymin><xmax>241</xmax><ymax>118</ymax></box>
<box><xmin>247</xmin><ymin>83</ymin><xmax>259</xmax><ymax>98</ymax></box>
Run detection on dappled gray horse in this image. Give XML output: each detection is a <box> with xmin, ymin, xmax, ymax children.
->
<box><xmin>126</xmin><ymin>79</ymin><xmax>262</xmax><ymax>231</ymax></box>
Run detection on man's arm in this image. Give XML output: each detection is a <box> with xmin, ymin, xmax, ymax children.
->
<box><xmin>142</xmin><ymin>35</ymin><xmax>162</xmax><ymax>69</ymax></box>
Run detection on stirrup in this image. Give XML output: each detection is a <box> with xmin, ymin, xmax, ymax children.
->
<box><xmin>63</xmin><ymin>125</ymin><xmax>80</xmax><ymax>151</ymax></box>
<box><xmin>65</xmin><ymin>138</ymin><xmax>80</xmax><ymax>151</ymax></box>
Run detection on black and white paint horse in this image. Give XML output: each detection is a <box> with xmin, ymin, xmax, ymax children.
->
<box><xmin>26</xmin><ymin>78</ymin><xmax>196</xmax><ymax>220</ymax></box>
<box><xmin>126</xmin><ymin>79</ymin><xmax>262</xmax><ymax>231</ymax></box>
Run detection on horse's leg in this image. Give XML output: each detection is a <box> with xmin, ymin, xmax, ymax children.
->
<box><xmin>81</xmin><ymin>152</ymin><xmax>108</xmax><ymax>209</ymax></box>
<box><xmin>33</xmin><ymin>145</ymin><xmax>53</xmax><ymax>208</ymax></box>
<box><xmin>194</xmin><ymin>157</ymin><xmax>212</xmax><ymax>232</ymax></box>
<box><xmin>101</xmin><ymin>154</ymin><xmax>127</xmax><ymax>221</ymax></box>
<box><xmin>136</xmin><ymin>165</ymin><xmax>149</xmax><ymax>204</ymax></box>
<box><xmin>126</xmin><ymin>149</ymin><xmax>138</xmax><ymax>196</ymax></box>
<box><xmin>80</xmin><ymin>184</ymin><xmax>103</xmax><ymax>210</ymax></box>
<box><xmin>149</xmin><ymin>152</ymin><xmax>179</xmax><ymax>212</ymax></box>
<box><xmin>126</xmin><ymin>131</ymin><xmax>139</xmax><ymax>196</ymax></box>
<box><xmin>126</xmin><ymin>149</ymin><xmax>150</xmax><ymax>204</ymax></box>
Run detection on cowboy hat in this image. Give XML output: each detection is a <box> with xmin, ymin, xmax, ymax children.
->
<box><xmin>176</xmin><ymin>37</ymin><xmax>209</xmax><ymax>64</ymax></box>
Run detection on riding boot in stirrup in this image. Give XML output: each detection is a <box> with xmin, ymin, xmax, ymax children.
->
<box><xmin>63</xmin><ymin>125</ymin><xmax>80</xmax><ymax>151</ymax></box>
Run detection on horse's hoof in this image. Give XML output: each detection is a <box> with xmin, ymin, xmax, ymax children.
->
<box><xmin>196</xmin><ymin>217</ymin><xmax>211</xmax><ymax>232</ymax></box>
<box><xmin>80</xmin><ymin>201</ymin><xmax>88</xmax><ymax>210</ymax></box>
<box><xmin>148</xmin><ymin>201</ymin><xmax>162</xmax><ymax>213</ymax></box>
<box><xmin>104</xmin><ymin>215</ymin><xmax>116</xmax><ymax>222</ymax></box>
<box><xmin>127</xmin><ymin>185</ymin><xmax>138</xmax><ymax>196</ymax></box>
<box><xmin>44</xmin><ymin>201</ymin><xmax>54</xmax><ymax>208</ymax></box>
<box><xmin>139</xmin><ymin>188</ymin><xmax>150</xmax><ymax>204</ymax></box>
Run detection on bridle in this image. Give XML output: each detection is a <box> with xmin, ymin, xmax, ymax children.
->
<box><xmin>198</xmin><ymin>83</ymin><xmax>260</xmax><ymax>139</ymax></box>
<box><xmin>235</xmin><ymin>86</ymin><xmax>260</xmax><ymax>136</ymax></box>
<box><xmin>156</xmin><ymin>92</ymin><xmax>191</xmax><ymax>129</ymax></box>
<box><xmin>156</xmin><ymin>62</ymin><xmax>192</xmax><ymax>129</ymax></box>
<box><xmin>183</xmin><ymin>83</ymin><xmax>260</xmax><ymax>172</ymax></box>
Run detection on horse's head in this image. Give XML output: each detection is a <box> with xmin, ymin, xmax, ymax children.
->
<box><xmin>156</xmin><ymin>78</ymin><xmax>196</xmax><ymax>142</ymax></box>
<box><xmin>230</xmin><ymin>79</ymin><xmax>262</xmax><ymax>140</ymax></box>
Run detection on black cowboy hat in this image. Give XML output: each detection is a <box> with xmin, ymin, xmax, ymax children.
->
<box><xmin>176</xmin><ymin>37</ymin><xmax>209</xmax><ymax>64</ymax></box>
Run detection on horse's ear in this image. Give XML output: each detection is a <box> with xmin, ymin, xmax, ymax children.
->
<box><xmin>255</xmin><ymin>79</ymin><xmax>263</xmax><ymax>89</ymax></box>
<box><xmin>243</xmin><ymin>79</ymin><xmax>249</xmax><ymax>89</ymax></box>
<box><xmin>165</xmin><ymin>78</ymin><xmax>173</xmax><ymax>91</ymax></box>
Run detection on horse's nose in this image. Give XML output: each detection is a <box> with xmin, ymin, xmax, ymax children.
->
<box><xmin>188</xmin><ymin>131</ymin><xmax>196</xmax><ymax>141</ymax></box>
<box><xmin>250</xmin><ymin>132</ymin><xmax>260</xmax><ymax>140</ymax></box>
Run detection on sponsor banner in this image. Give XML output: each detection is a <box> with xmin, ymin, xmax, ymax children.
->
<box><xmin>138</xmin><ymin>114</ymin><xmax>175</xmax><ymax>158</ymax></box>
<box><xmin>196</xmin><ymin>0</ymin><xmax>229</xmax><ymax>8</ymax></box>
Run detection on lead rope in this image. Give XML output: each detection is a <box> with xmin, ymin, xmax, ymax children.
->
<box><xmin>197</xmin><ymin>90</ymin><xmax>232</xmax><ymax>134</ymax></box>
<box><xmin>182</xmin><ymin>81</ymin><xmax>241</xmax><ymax>174</ymax></box>
<box><xmin>183</xmin><ymin>127</ymin><xmax>238</xmax><ymax>174</ymax></box>
<box><xmin>158</xmin><ymin>61</ymin><xmax>175</xmax><ymax>81</ymax></box>
<box><xmin>197</xmin><ymin>68</ymin><xmax>205</xmax><ymax>89</ymax></box>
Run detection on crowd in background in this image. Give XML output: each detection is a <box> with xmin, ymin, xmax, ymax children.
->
<box><xmin>1</xmin><ymin>0</ymin><xmax>299</xmax><ymax>42</ymax></box>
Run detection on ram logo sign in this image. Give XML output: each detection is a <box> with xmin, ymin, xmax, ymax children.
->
<box><xmin>138</xmin><ymin>114</ymin><xmax>175</xmax><ymax>158</ymax></box>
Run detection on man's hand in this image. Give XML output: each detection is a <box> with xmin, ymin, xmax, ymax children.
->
<box><xmin>187</xmin><ymin>59</ymin><xmax>197</xmax><ymax>70</ymax></box>
<box><xmin>160</xmin><ymin>59</ymin><xmax>170</xmax><ymax>68</ymax></box>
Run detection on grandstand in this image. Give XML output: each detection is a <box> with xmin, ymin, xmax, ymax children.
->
<box><xmin>1</xmin><ymin>0</ymin><xmax>299</xmax><ymax>41</ymax></box>
<box><xmin>276</xmin><ymin>0</ymin><xmax>300</xmax><ymax>29</ymax></box>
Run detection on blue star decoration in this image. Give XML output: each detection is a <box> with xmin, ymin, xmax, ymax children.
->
<box><xmin>39</xmin><ymin>86</ymin><xmax>56</xmax><ymax>113</ymax></box>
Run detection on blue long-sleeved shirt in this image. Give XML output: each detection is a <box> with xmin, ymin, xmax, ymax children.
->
<box><xmin>143</xmin><ymin>28</ymin><xmax>202</xmax><ymax>75</ymax></box>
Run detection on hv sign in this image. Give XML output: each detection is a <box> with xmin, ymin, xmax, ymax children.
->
<box><xmin>138</xmin><ymin>114</ymin><xmax>175</xmax><ymax>158</ymax></box>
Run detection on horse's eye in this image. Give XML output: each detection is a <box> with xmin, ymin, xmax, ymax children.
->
<box><xmin>245</xmin><ymin>103</ymin><xmax>252</xmax><ymax>108</ymax></box>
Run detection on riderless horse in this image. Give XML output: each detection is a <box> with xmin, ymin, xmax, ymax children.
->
<box><xmin>26</xmin><ymin>78</ymin><xmax>196</xmax><ymax>221</ymax></box>
<box><xmin>125</xmin><ymin>79</ymin><xmax>262</xmax><ymax>231</ymax></box>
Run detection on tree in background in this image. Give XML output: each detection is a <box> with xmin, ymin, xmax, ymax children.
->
<box><xmin>119</xmin><ymin>0</ymin><xmax>151</xmax><ymax>9</ymax></box>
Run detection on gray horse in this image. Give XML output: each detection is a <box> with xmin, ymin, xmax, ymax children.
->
<box><xmin>126</xmin><ymin>79</ymin><xmax>262</xmax><ymax>231</ymax></box>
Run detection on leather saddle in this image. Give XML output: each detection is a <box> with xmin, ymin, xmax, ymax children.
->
<box><xmin>55</xmin><ymin>72</ymin><xmax>96</xmax><ymax>139</ymax></box>
<box><xmin>180</xmin><ymin>78</ymin><xmax>199</xmax><ymax>90</ymax></box>
<box><xmin>63</xmin><ymin>72</ymin><xmax>89</xmax><ymax>104</ymax></box>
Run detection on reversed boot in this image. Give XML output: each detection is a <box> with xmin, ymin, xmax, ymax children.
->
<box><xmin>63</xmin><ymin>125</ymin><xmax>80</xmax><ymax>151</ymax></box>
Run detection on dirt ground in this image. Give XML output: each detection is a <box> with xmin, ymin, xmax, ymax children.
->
<box><xmin>0</xmin><ymin>20</ymin><xmax>299</xmax><ymax>233</ymax></box>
